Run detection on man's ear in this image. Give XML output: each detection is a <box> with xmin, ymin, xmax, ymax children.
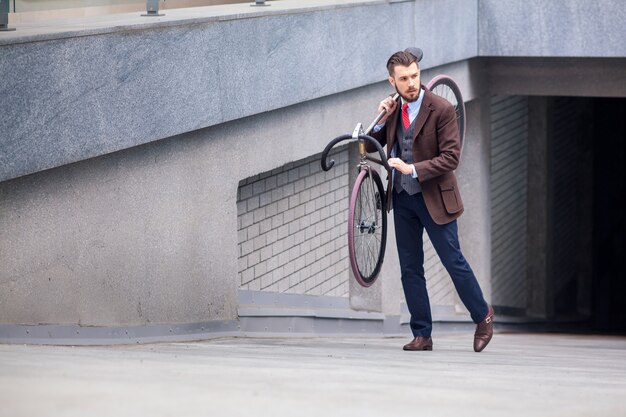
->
<box><xmin>388</xmin><ymin>76</ymin><xmax>395</xmax><ymax>88</ymax></box>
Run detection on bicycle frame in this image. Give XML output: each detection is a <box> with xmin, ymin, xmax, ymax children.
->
<box><xmin>353</xmin><ymin>122</ymin><xmax>382</xmax><ymax>225</ymax></box>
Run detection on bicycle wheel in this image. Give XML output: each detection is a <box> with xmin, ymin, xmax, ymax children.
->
<box><xmin>348</xmin><ymin>167</ymin><xmax>387</xmax><ymax>287</ymax></box>
<box><xmin>427</xmin><ymin>75</ymin><xmax>466</xmax><ymax>157</ymax></box>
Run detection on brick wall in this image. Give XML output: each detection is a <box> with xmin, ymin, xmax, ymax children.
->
<box><xmin>237</xmin><ymin>148</ymin><xmax>350</xmax><ymax>297</ymax></box>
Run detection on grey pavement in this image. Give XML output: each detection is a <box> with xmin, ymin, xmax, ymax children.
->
<box><xmin>1</xmin><ymin>332</ymin><xmax>625</xmax><ymax>417</ymax></box>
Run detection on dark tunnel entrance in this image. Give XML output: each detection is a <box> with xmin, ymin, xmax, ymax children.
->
<box><xmin>590</xmin><ymin>97</ymin><xmax>626</xmax><ymax>333</ymax></box>
<box><xmin>538</xmin><ymin>96</ymin><xmax>626</xmax><ymax>333</ymax></box>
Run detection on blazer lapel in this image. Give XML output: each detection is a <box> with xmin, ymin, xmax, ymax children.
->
<box><xmin>385</xmin><ymin>99</ymin><xmax>401</xmax><ymax>156</ymax></box>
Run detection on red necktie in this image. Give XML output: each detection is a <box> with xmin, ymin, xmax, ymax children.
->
<box><xmin>402</xmin><ymin>103</ymin><xmax>410</xmax><ymax>129</ymax></box>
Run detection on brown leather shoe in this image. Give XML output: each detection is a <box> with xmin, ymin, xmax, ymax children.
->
<box><xmin>403</xmin><ymin>336</ymin><xmax>433</xmax><ymax>351</ymax></box>
<box><xmin>474</xmin><ymin>305</ymin><xmax>494</xmax><ymax>352</ymax></box>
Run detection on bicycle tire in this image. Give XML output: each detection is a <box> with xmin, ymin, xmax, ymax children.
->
<box><xmin>427</xmin><ymin>75</ymin><xmax>466</xmax><ymax>158</ymax></box>
<box><xmin>348</xmin><ymin>168</ymin><xmax>387</xmax><ymax>287</ymax></box>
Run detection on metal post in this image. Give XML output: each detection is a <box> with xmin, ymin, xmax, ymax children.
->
<box><xmin>141</xmin><ymin>0</ymin><xmax>164</xmax><ymax>17</ymax></box>
<box><xmin>1</xmin><ymin>0</ymin><xmax>16</xmax><ymax>31</ymax></box>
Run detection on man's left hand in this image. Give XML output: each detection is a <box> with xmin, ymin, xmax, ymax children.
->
<box><xmin>388</xmin><ymin>158</ymin><xmax>414</xmax><ymax>175</ymax></box>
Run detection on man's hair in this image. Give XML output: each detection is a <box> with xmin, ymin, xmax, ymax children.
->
<box><xmin>386</xmin><ymin>51</ymin><xmax>418</xmax><ymax>76</ymax></box>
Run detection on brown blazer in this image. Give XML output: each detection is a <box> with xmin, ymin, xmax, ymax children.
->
<box><xmin>367</xmin><ymin>87</ymin><xmax>464</xmax><ymax>225</ymax></box>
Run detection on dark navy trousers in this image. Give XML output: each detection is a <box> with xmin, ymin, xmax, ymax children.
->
<box><xmin>393</xmin><ymin>190</ymin><xmax>489</xmax><ymax>337</ymax></box>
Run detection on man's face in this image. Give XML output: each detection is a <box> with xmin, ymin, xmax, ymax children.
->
<box><xmin>389</xmin><ymin>62</ymin><xmax>421</xmax><ymax>102</ymax></box>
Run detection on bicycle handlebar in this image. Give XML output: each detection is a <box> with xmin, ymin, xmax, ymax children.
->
<box><xmin>320</xmin><ymin>133</ymin><xmax>391</xmax><ymax>172</ymax></box>
<box><xmin>320</xmin><ymin>93</ymin><xmax>399</xmax><ymax>173</ymax></box>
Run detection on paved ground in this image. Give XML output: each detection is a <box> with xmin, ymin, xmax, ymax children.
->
<box><xmin>1</xmin><ymin>332</ymin><xmax>625</xmax><ymax>417</ymax></box>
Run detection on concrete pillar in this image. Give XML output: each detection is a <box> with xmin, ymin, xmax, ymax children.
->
<box><xmin>380</xmin><ymin>181</ymin><xmax>403</xmax><ymax>317</ymax></box>
<box><xmin>348</xmin><ymin>142</ymin><xmax>383</xmax><ymax>312</ymax></box>
<box><xmin>0</xmin><ymin>0</ymin><xmax>15</xmax><ymax>32</ymax></box>
<box><xmin>526</xmin><ymin>96</ymin><xmax>553</xmax><ymax>319</ymax></box>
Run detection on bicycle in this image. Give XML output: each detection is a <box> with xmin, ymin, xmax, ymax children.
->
<box><xmin>320</xmin><ymin>74</ymin><xmax>466</xmax><ymax>287</ymax></box>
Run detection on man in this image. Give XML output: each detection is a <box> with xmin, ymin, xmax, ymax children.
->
<box><xmin>368</xmin><ymin>49</ymin><xmax>494</xmax><ymax>352</ymax></box>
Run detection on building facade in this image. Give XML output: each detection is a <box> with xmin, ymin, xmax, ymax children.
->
<box><xmin>1</xmin><ymin>0</ymin><xmax>625</xmax><ymax>343</ymax></box>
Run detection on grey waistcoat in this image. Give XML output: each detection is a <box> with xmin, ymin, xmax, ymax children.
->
<box><xmin>393</xmin><ymin>110</ymin><xmax>422</xmax><ymax>195</ymax></box>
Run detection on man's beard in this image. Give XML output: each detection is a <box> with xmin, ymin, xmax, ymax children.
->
<box><xmin>396</xmin><ymin>85</ymin><xmax>421</xmax><ymax>103</ymax></box>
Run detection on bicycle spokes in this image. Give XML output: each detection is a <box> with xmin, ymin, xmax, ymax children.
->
<box><xmin>348</xmin><ymin>168</ymin><xmax>387</xmax><ymax>286</ymax></box>
<box><xmin>426</xmin><ymin>75</ymin><xmax>466</xmax><ymax>159</ymax></box>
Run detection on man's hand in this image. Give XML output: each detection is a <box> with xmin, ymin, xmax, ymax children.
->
<box><xmin>377</xmin><ymin>96</ymin><xmax>398</xmax><ymax>125</ymax></box>
<box><xmin>388</xmin><ymin>158</ymin><xmax>414</xmax><ymax>176</ymax></box>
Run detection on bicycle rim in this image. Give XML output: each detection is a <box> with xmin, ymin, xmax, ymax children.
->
<box><xmin>427</xmin><ymin>75</ymin><xmax>466</xmax><ymax>157</ymax></box>
<box><xmin>348</xmin><ymin>168</ymin><xmax>387</xmax><ymax>287</ymax></box>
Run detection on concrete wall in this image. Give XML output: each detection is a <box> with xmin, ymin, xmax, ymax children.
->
<box><xmin>5</xmin><ymin>0</ymin><xmax>622</xmax><ymax>181</ymax></box>
<box><xmin>0</xmin><ymin>0</ymin><xmax>481</xmax><ymax>331</ymax></box>
<box><xmin>479</xmin><ymin>0</ymin><xmax>626</xmax><ymax>58</ymax></box>
<box><xmin>0</xmin><ymin>0</ymin><xmax>417</xmax><ymax>182</ymax></box>
<box><xmin>0</xmin><ymin>81</ymin><xmax>384</xmax><ymax>327</ymax></box>
<box><xmin>2</xmin><ymin>0</ymin><xmax>626</xmax><ymax>340</ymax></box>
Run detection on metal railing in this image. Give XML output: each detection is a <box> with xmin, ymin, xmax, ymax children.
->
<box><xmin>1</xmin><ymin>0</ymin><xmax>261</xmax><ymax>27</ymax></box>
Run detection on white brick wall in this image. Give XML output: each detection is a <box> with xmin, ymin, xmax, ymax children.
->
<box><xmin>237</xmin><ymin>148</ymin><xmax>350</xmax><ymax>297</ymax></box>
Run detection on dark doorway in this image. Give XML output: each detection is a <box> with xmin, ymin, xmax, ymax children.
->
<box><xmin>549</xmin><ymin>97</ymin><xmax>626</xmax><ymax>333</ymax></box>
<box><xmin>591</xmin><ymin>98</ymin><xmax>626</xmax><ymax>333</ymax></box>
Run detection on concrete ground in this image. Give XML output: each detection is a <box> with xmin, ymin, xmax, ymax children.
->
<box><xmin>1</xmin><ymin>332</ymin><xmax>625</xmax><ymax>417</ymax></box>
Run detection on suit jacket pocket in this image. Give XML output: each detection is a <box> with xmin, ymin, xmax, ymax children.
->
<box><xmin>439</xmin><ymin>183</ymin><xmax>463</xmax><ymax>214</ymax></box>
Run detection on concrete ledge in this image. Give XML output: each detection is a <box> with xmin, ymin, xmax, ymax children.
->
<box><xmin>0</xmin><ymin>0</ymin><xmax>395</xmax><ymax>46</ymax></box>
<box><xmin>0</xmin><ymin>301</ymin><xmax>546</xmax><ymax>346</ymax></box>
<box><xmin>3</xmin><ymin>0</ymin><xmax>625</xmax><ymax>183</ymax></box>
<box><xmin>238</xmin><ymin>307</ymin><xmax>384</xmax><ymax>320</ymax></box>
<box><xmin>0</xmin><ymin>0</ymin><xmax>418</xmax><ymax>182</ymax></box>
<box><xmin>485</xmin><ymin>57</ymin><xmax>626</xmax><ymax>98</ymax></box>
<box><xmin>0</xmin><ymin>291</ymin><xmax>472</xmax><ymax>344</ymax></box>
<box><xmin>238</xmin><ymin>290</ymin><xmax>383</xmax><ymax>317</ymax></box>
<box><xmin>238</xmin><ymin>290</ymin><xmax>387</xmax><ymax>335</ymax></box>
<box><xmin>0</xmin><ymin>320</ymin><xmax>241</xmax><ymax>345</ymax></box>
